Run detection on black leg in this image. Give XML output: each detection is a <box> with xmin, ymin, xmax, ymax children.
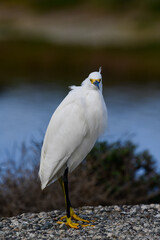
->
<box><xmin>57</xmin><ymin>168</ymin><xmax>91</xmax><ymax>228</ymax></box>
<box><xmin>63</xmin><ymin>167</ymin><xmax>71</xmax><ymax>218</ymax></box>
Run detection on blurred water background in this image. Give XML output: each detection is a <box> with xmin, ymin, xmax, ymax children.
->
<box><xmin>0</xmin><ymin>0</ymin><xmax>160</xmax><ymax>167</ymax></box>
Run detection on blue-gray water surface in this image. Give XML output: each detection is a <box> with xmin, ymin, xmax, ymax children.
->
<box><xmin>0</xmin><ymin>83</ymin><xmax>160</xmax><ymax>168</ymax></box>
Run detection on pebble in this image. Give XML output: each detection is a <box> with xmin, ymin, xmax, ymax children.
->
<box><xmin>114</xmin><ymin>205</ymin><xmax>121</xmax><ymax>211</ymax></box>
<box><xmin>0</xmin><ymin>205</ymin><xmax>160</xmax><ymax>239</ymax></box>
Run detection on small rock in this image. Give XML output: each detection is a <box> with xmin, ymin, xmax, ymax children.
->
<box><xmin>0</xmin><ymin>231</ymin><xmax>4</xmax><ymax>237</ymax></box>
<box><xmin>141</xmin><ymin>205</ymin><xmax>148</xmax><ymax>211</ymax></box>
<box><xmin>29</xmin><ymin>233</ymin><xmax>36</xmax><ymax>238</ymax></box>
<box><xmin>114</xmin><ymin>206</ymin><xmax>121</xmax><ymax>211</ymax></box>
<box><xmin>93</xmin><ymin>235</ymin><xmax>102</xmax><ymax>239</ymax></box>
<box><xmin>11</xmin><ymin>219</ymin><xmax>19</xmax><ymax>226</ymax></box>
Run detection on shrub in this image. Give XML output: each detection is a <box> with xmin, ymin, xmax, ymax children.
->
<box><xmin>0</xmin><ymin>140</ymin><xmax>160</xmax><ymax>217</ymax></box>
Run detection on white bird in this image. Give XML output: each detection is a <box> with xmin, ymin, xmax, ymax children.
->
<box><xmin>39</xmin><ymin>68</ymin><xmax>107</xmax><ymax>228</ymax></box>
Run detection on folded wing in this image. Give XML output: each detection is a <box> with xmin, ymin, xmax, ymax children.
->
<box><xmin>39</xmin><ymin>96</ymin><xmax>88</xmax><ymax>189</ymax></box>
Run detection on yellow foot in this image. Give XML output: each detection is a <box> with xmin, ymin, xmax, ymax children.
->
<box><xmin>58</xmin><ymin>208</ymin><xmax>95</xmax><ymax>228</ymax></box>
<box><xmin>72</xmin><ymin>213</ymin><xmax>89</xmax><ymax>223</ymax></box>
<box><xmin>81</xmin><ymin>223</ymin><xmax>95</xmax><ymax>227</ymax></box>
<box><xmin>60</xmin><ymin>212</ymin><xmax>89</xmax><ymax>223</ymax></box>
<box><xmin>60</xmin><ymin>215</ymin><xmax>67</xmax><ymax>220</ymax></box>
<box><xmin>57</xmin><ymin>217</ymin><xmax>79</xmax><ymax>229</ymax></box>
<box><xmin>70</xmin><ymin>207</ymin><xmax>90</xmax><ymax>223</ymax></box>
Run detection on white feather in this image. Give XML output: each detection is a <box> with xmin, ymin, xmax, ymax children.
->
<box><xmin>39</xmin><ymin>71</ymin><xmax>107</xmax><ymax>190</ymax></box>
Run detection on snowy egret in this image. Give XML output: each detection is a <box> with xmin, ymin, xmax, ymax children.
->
<box><xmin>39</xmin><ymin>68</ymin><xmax>107</xmax><ymax>228</ymax></box>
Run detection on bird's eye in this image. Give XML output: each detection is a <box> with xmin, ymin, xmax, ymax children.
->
<box><xmin>90</xmin><ymin>79</ymin><xmax>94</xmax><ymax>84</ymax></box>
<box><xmin>90</xmin><ymin>79</ymin><xmax>101</xmax><ymax>84</ymax></box>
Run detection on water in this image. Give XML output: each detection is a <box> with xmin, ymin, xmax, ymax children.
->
<box><xmin>0</xmin><ymin>83</ymin><xmax>160</xmax><ymax>168</ymax></box>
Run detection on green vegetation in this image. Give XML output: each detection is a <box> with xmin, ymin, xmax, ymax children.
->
<box><xmin>0</xmin><ymin>0</ymin><xmax>159</xmax><ymax>88</ymax></box>
<box><xmin>99</xmin><ymin>0</ymin><xmax>160</xmax><ymax>13</ymax></box>
<box><xmin>1</xmin><ymin>0</ymin><xmax>82</xmax><ymax>11</ymax></box>
<box><xmin>0</xmin><ymin>140</ymin><xmax>160</xmax><ymax>217</ymax></box>
<box><xmin>0</xmin><ymin>39</ymin><xmax>160</xmax><ymax>89</ymax></box>
<box><xmin>1</xmin><ymin>0</ymin><xmax>160</xmax><ymax>13</ymax></box>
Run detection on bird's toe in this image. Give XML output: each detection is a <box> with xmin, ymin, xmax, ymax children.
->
<box><xmin>57</xmin><ymin>217</ymin><xmax>79</xmax><ymax>229</ymax></box>
<box><xmin>60</xmin><ymin>215</ymin><xmax>67</xmax><ymax>220</ymax></box>
<box><xmin>72</xmin><ymin>213</ymin><xmax>90</xmax><ymax>223</ymax></box>
<box><xmin>81</xmin><ymin>223</ymin><xmax>95</xmax><ymax>227</ymax></box>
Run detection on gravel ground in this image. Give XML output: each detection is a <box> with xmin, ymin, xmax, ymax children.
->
<box><xmin>0</xmin><ymin>204</ymin><xmax>160</xmax><ymax>239</ymax></box>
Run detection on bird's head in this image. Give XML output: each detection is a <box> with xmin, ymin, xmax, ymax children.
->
<box><xmin>81</xmin><ymin>67</ymin><xmax>103</xmax><ymax>91</ymax></box>
<box><xmin>88</xmin><ymin>67</ymin><xmax>102</xmax><ymax>90</ymax></box>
